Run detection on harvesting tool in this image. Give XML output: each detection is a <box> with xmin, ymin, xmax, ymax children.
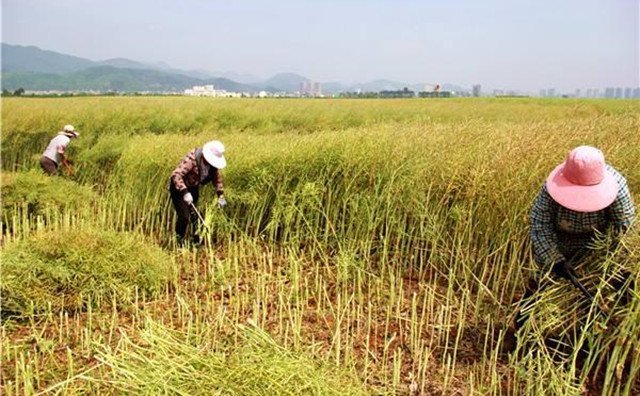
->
<box><xmin>560</xmin><ymin>259</ymin><xmax>610</xmax><ymax>318</ymax></box>
<box><xmin>189</xmin><ymin>203</ymin><xmax>211</xmax><ymax>235</ymax></box>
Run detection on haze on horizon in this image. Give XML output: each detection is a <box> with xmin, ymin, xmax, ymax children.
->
<box><xmin>2</xmin><ymin>0</ymin><xmax>638</xmax><ymax>92</ymax></box>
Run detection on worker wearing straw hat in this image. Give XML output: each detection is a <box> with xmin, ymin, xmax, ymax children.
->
<box><xmin>515</xmin><ymin>145</ymin><xmax>635</xmax><ymax>329</ymax></box>
<box><xmin>169</xmin><ymin>140</ymin><xmax>227</xmax><ymax>247</ymax></box>
<box><xmin>40</xmin><ymin>124</ymin><xmax>79</xmax><ymax>175</ymax></box>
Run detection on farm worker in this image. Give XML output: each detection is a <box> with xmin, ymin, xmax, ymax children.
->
<box><xmin>530</xmin><ymin>146</ymin><xmax>635</xmax><ymax>278</ymax></box>
<box><xmin>40</xmin><ymin>124</ymin><xmax>79</xmax><ymax>175</ymax></box>
<box><xmin>169</xmin><ymin>140</ymin><xmax>227</xmax><ymax>246</ymax></box>
<box><xmin>516</xmin><ymin>145</ymin><xmax>635</xmax><ymax>328</ymax></box>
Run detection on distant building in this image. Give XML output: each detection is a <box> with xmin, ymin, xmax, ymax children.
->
<box><xmin>633</xmin><ymin>88</ymin><xmax>640</xmax><ymax>99</ymax></box>
<box><xmin>472</xmin><ymin>84</ymin><xmax>481</xmax><ymax>97</ymax></box>
<box><xmin>184</xmin><ymin>84</ymin><xmax>243</xmax><ymax>97</ymax></box>
<box><xmin>539</xmin><ymin>89</ymin><xmax>546</xmax><ymax>97</ymax></box>
<box><xmin>604</xmin><ymin>87</ymin><xmax>615</xmax><ymax>98</ymax></box>
<box><xmin>546</xmin><ymin>88</ymin><xmax>556</xmax><ymax>98</ymax></box>
<box><xmin>299</xmin><ymin>80</ymin><xmax>323</xmax><ymax>96</ymax></box>
<box><xmin>614</xmin><ymin>87</ymin><xmax>623</xmax><ymax>98</ymax></box>
<box><xmin>624</xmin><ymin>88</ymin><xmax>632</xmax><ymax>99</ymax></box>
<box><xmin>184</xmin><ymin>85</ymin><xmax>216</xmax><ymax>96</ymax></box>
<box><xmin>299</xmin><ymin>80</ymin><xmax>310</xmax><ymax>94</ymax></box>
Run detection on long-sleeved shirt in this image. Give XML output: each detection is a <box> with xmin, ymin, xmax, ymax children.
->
<box><xmin>529</xmin><ymin>165</ymin><xmax>635</xmax><ymax>266</ymax></box>
<box><xmin>170</xmin><ymin>148</ymin><xmax>224</xmax><ymax>196</ymax></box>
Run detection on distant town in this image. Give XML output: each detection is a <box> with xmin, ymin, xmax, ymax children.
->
<box><xmin>3</xmin><ymin>43</ymin><xmax>638</xmax><ymax>100</ymax></box>
<box><xmin>4</xmin><ymin>82</ymin><xmax>640</xmax><ymax>99</ymax></box>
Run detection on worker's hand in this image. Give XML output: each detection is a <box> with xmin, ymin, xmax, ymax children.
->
<box><xmin>183</xmin><ymin>192</ymin><xmax>194</xmax><ymax>205</ymax></box>
<box><xmin>551</xmin><ymin>259</ymin><xmax>571</xmax><ymax>280</ymax></box>
<box><xmin>217</xmin><ymin>195</ymin><xmax>227</xmax><ymax>209</ymax></box>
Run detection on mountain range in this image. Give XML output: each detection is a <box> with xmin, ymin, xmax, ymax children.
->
<box><xmin>1</xmin><ymin>43</ymin><xmax>468</xmax><ymax>93</ymax></box>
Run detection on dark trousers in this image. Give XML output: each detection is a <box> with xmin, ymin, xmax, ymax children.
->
<box><xmin>40</xmin><ymin>156</ymin><xmax>58</xmax><ymax>175</ymax></box>
<box><xmin>169</xmin><ymin>183</ymin><xmax>200</xmax><ymax>243</ymax></box>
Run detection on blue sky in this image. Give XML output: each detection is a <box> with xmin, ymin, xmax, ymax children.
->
<box><xmin>2</xmin><ymin>0</ymin><xmax>638</xmax><ymax>91</ymax></box>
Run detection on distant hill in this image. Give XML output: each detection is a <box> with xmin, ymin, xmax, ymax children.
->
<box><xmin>99</xmin><ymin>58</ymin><xmax>154</xmax><ymax>70</ymax></box>
<box><xmin>3</xmin><ymin>66</ymin><xmax>196</xmax><ymax>91</ymax></box>
<box><xmin>1</xmin><ymin>43</ymin><xmax>95</xmax><ymax>73</ymax></box>
<box><xmin>321</xmin><ymin>82</ymin><xmax>347</xmax><ymax>94</ymax></box>
<box><xmin>1</xmin><ymin>43</ymin><xmax>468</xmax><ymax>94</ymax></box>
<box><xmin>1</xmin><ymin>43</ymin><xmax>264</xmax><ymax>92</ymax></box>
<box><xmin>1</xmin><ymin>43</ymin><xmax>211</xmax><ymax>79</ymax></box>
<box><xmin>263</xmin><ymin>73</ymin><xmax>309</xmax><ymax>92</ymax></box>
<box><xmin>208</xmin><ymin>77</ymin><xmax>258</xmax><ymax>93</ymax></box>
<box><xmin>2</xmin><ymin>66</ymin><xmax>259</xmax><ymax>92</ymax></box>
<box><xmin>212</xmin><ymin>71</ymin><xmax>262</xmax><ymax>84</ymax></box>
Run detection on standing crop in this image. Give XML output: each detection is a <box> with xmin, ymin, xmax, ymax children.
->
<box><xmin>1</xmin><ymin>97</ymin><xmax>638</xmax><ymax>395</ymax></box>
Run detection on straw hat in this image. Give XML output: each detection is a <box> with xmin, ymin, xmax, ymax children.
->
<box><xmin>546</xmin><ymin>146</ymin><xmax>619</xmax><ymax>212</ymax></box>
<box><xmin>202</xmin><ymin>140</ymin><xmax>227</xmax><ymax>169</ymax></box>
<box><xmin>62</xmin><ymin>124</ymin><xmax>80</xmax><ymax>137</ymax></box>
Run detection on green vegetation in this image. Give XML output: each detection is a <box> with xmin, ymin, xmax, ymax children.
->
<box><xmin>2</xmin><ymin>66</ymin><xmax>205</xmax><ymax>92</ymax></box>
<box><xmin>1</xmin><ymin>170</ymin><xmax>96</xmax><ymax>234</ymax></box>
<box><xmin>1</xmin><ymin>228</ymin><xmax>174</xmax><ymax>315</ymax></box>
<box><xmin>1</xmin><ymin>97</ymin><xmax>638</xmax><ymax>395</ymax></box>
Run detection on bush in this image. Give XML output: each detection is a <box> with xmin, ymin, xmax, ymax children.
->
<box><xmin>0</xmin><ymin>228</ymin><xmax>174</xmax><ymax>315</ymax></box>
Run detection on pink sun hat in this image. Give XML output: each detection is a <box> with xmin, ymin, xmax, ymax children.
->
<box><xmin>546</xmin><ymin>146</ymin><xmax>619</xmax><ymax>212</ymax></box>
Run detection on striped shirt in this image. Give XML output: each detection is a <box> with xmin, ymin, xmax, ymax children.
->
<box><xmin>529</xmin><ymin>165</ymin><xmax>635</xmax><ymax>266</ymax></box>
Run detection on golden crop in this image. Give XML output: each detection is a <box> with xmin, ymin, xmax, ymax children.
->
<box><xmin>1</xmin><ymin>97</ymin><xmax>639</xmax><ymax>395</ymax></box>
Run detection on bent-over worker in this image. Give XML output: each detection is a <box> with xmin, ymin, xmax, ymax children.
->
<box><xmin>40</xmin><ymin>124</ymin><xmax>79</xmax><ymax>175</ymax></box>
<box><xmin>169</xmin><ymin>140</ymin><xmax>227</xmax><ymax>246</ymax></box>
<box><xmin>516</xmin><ymin>145</ymin><xmax>635</xmax><ymax>328</ymax></box>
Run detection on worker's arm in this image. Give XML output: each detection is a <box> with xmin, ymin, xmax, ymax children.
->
<box><xmin>213</xmin><ymin>168</ymin><xmax>224</xmax><ymax>197</ymax></box>
<box><xmin>606</xmin><ymin>179</ymin><xmax>635</xmax><ymax>253</ymax></box>
<box><xmin>213</xmin><ymin>168</ymin><xmax>226</xmax><ymax>208</ymax></box>
<box><xmin>607</xmin><ymin>180</ymin><xmax>636</xmax><ymax>233</ymax></box>
<box><xmin>171</xmin><ymin>150</ymin><xmax>196</xmax><ymax>195</ymax></box>
<box><xmin>58</xmin><ymin>142</ymin><xmax>76</xmax><ymax>170</ymax></box>
<box><xmin>529</xmin><ymin>185</ymin><xmax>565</xmax><ymax>268</ymax></box>
<box><xmin>57</xmin><ymin>142</ymin><xmax>68</xmax><ymax>160</ymax></box>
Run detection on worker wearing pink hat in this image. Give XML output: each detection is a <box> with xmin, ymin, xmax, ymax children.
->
<box><xmin>514</xmin><ymin>146</ymin><xmax>635</xmax><ymax>330</ymax></box>
<box><xmin>530</xmin><ymin>146</ymin><xmax>635</xmax><ymax>274</ymax></box>
<box><xmin>545</xmin><ymin>146</ymin><xmax>620</xmax><ymax>213</ymax></box>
